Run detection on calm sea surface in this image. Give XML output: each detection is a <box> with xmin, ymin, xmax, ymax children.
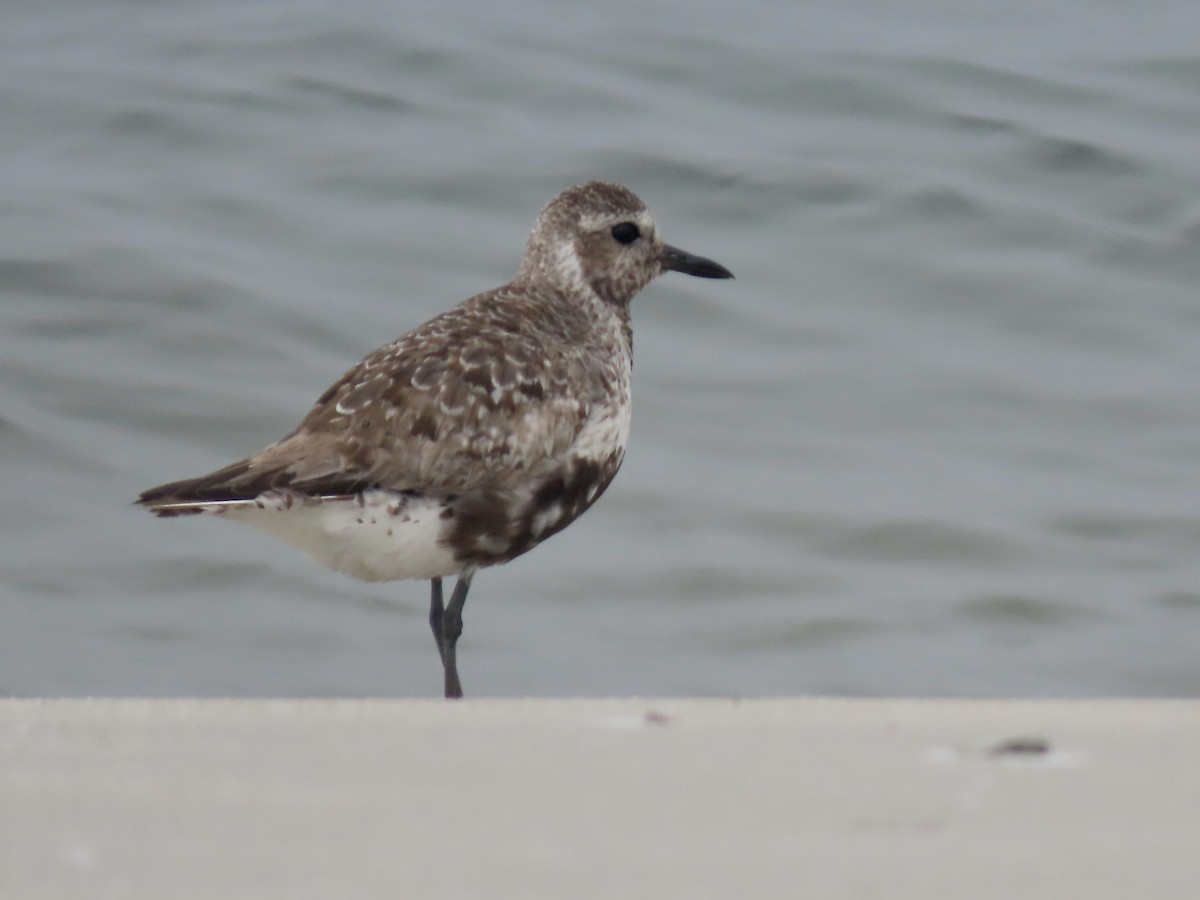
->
<box><xmin>4</xmin><ymin>0</ymin><xmax>1200</xmax><ymax>697</ymax></box>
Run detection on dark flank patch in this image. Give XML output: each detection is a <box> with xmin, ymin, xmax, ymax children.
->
<box><xmin>445</xmin><ymin>454</ymin><xmax>622</xmax><ymax>567</ymax></box>
<box><xmin>533</xmin><ymin>474</ymin><xmax>567</xmax><ymax>507</ymax></box>
<box><xmin>530</xmin><ymin>458</ymin><xmax>608</xmax><ymax>515</ymax></box>
<box><xmin>444</xmin><ymin>491</ymin><xmax>514</xmax><ymax>563</ymax></box>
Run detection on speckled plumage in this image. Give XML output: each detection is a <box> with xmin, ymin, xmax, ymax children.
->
<box><xmin>138</xmin><ymin>181</ymin><xmax>733</xmax><ymax>696</ymax></box>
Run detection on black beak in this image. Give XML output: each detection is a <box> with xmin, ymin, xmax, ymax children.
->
<box><xmin>662</xmin><ymin>244</ymin><xmax>734</xmax><ymax>279</ymax></box>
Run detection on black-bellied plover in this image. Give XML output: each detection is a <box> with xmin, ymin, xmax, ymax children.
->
<box><xmin>137</xmin><ymin>181</ymin><xmax>733</xmax><ymax>698</ymax></box>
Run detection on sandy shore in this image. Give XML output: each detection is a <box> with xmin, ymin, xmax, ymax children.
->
<box><xmin>3</xmin><ymin>698</ymin><xmax>1197</xmax><ymax>898</ymax></box>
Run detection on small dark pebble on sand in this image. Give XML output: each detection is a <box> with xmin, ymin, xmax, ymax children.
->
<box><xmin>987</xmin><ymin>737</ymin><xmax>1051</xmax><ymax>757</ymax></box>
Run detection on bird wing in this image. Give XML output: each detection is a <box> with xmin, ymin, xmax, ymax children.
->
<box><xmin>138</xmin><ymin>285</ymin><xmax>608</xmax><ymax>509</ymax></box>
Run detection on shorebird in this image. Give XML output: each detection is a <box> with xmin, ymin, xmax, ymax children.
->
<box><xmin>137</xmin><ymin>181</ymin><xmax>733</xmax><ymax>698</ymax></box>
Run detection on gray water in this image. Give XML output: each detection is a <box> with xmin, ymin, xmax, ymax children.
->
<box><xmin>4</xmin><ymin>0</ymin><xmax>1200</xmax><ymax>698</ymax></box>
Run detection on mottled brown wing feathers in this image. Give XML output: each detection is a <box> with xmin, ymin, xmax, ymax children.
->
<box><xmin>134</xmin><ymin>435</ymin><xmax>377</xmax><ymax>509</ymax></box>
<box><xmin>138</xmin><ymin>285</ymin><xmax>597</xmax><ymax>508</ymax></box>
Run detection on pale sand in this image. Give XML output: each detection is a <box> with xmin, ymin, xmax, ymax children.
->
<box><xmin>3</xmin><ymin>698</ymin><xmax>1197</xmax><ymax>898</ymax></box>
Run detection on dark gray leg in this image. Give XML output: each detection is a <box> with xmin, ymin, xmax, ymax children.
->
<box><xmin>428</xmin><ymin>578</ymin><xmax>447</xmax><ymax>667</ymax></box>
<box><xmin>440</xmin><ymin>572</ymin><xmax>473</xmax><ymax>700</ymax></box>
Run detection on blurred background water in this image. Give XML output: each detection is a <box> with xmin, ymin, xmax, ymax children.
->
<box><xmin>3</xmin><ymin>0</ymin><xmax>1199</xmax><ymax>697</ymax></box>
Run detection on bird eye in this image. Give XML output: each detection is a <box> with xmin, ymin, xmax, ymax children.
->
<box><xmin>610</xmin><ymin>222</ymin><xmax>640</xmax><ymax>244</ymax></box>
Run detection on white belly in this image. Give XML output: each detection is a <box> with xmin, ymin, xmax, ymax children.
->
<box><xmin>204</xmin><ymin>490</ymin><xmax>461</xmax><ymax>582</ymax></box>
